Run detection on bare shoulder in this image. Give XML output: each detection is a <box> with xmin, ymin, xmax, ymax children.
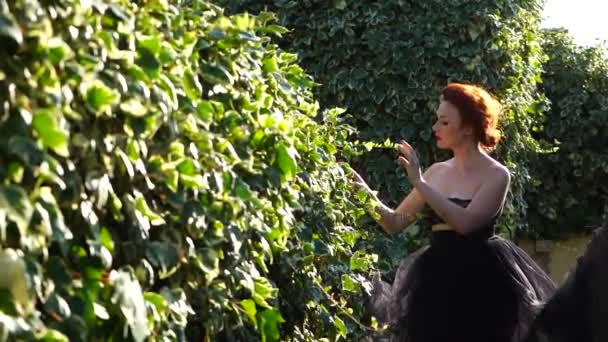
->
<box><xmin>485</xmin><ymin>158</ymin><xmax>511</xmax><ymax>184</ymax></box>
<box><xmin>424</xmin><ymin>159</ymin><xmax>451</xmax><ymax>178</ymax></box>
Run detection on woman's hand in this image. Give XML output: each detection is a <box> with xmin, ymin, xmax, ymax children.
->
<box><xmin>351</xmin><ymin>169</ymin><xmax>373</xmax><ymax>194</ymax></box>
<box><xmin>396</xmin><ymin>140</ymin><xmax>423</xmax><ymax>185</ymax></box>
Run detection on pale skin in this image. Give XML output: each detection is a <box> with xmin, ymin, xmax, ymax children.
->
<box><xmin>352</xmin><ymin>98</ymin><xmax>510</xmax><ymax>235</ymax></box>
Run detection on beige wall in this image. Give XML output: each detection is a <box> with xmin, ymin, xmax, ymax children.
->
<box><xmin>517</xmin><ymin>234</ymin><xmax>592</xmax><ymax>285</ymax></box>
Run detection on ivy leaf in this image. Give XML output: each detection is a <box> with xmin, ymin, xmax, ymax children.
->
<box><xmin>144</xmin><ymin>292</ymin><xmax>167</xmax><ymax>313</ymax></box>
<box><xmin>110</xmin><ymin>268</ymin><xmax>150</xmax><ymax>342</ymax></box>
<box><xmin>341</xmin><ymin>274</ymin><xmax>359</xmax><ymax>293</ymax></box>
<box><xmin>146</xmin><ymin>241</ymin><xmax>181</xmax><ymax>279</ymax></box>
<box><xmin>334</xmin><ymin>316</ymin><xmax>347</xmax><ymax>338</ymax></box>
<box><xmin>120</xmin><ymin>98</ymin><xmax>148</xmax><ymax>117</ymax></box>
<box><xmin>258</xmin><ymin>308</ymin><xmax>285</xmax><ymax>342</ymax></box>
<box><xmin>84</xmin><ymin>80</ymin><xmax>118</xmax><ymax>115</ymax></box>
<box><xmin>32</xmin><ymin>109</ymin><xmax>69</xmax><ymax>157</ymax></box>
<box><xmin>136</xmin><ymin>48</ymin><xmax>160</xmax><ymax>79</ymax></box>
<box><xmin>138</xmin><ymin>35</ymin><xmax>162</xmax><ymax>55</ymax></box>
<box><xmin>200</xmin><ymin>63</ymin><xmax>234</xmax><ymax>85</ymax></box>
<box><xmin>263</xmin><ymin>25</ymin><xmax>289</xmax><ymax>36</ymax></box>
<box><xmin>240</xmin><ymin>299</ymin><xmax>257</xmax><ymax>327</ymax></box>
<box><xmin>235</xmin><ymin>179</ymin><xmax>253</xmax><ymax>200</ymax></box>
<box><xmin>350</xmin><ymin>250</ymin><xmax>378</xmax><ymax>272</ymax></box>
<box><xmin>44</xmin><ymin>292</ymin><xmax>72</xmax><ymax>320</ymax></box>
<box><xmin>263</xmin><ymin>57</ymin><xmax>279</xmax><ymax>73</ymax></box>
<box><xmin>36</xmin><ymin>329</ymin><xmax>70</xmax><ymax>342</ymax></box>
<box><xmin>0</xmin><ymin>12</ymin><xmax>23</xmax><ymax>54</ymax></box>
<box><xmin>196</xmin><ymin>248</ymin><xmax>220</xmax><ymax>284</ymax></box>
<box><xmin>276</xmin><ymin>143</ymin><xmax>297</xmax><ymax>180</ymax></box>
<box><xmin>183</xmin><ymin>69</ymin><xmax>202</xmax><ymax>100</ymax></box>
<box><xmin>46</xmin><ymin>37</ymin><xmax>74</xmax><ymax>64</ymax></box>
<box><xmin>160</xmin><ymin>287</ymin><xmax>193</xmax><ymax>327</ymax></box>
<box><xmin>135</xmin><ymin>194</ymin><xmax>165</xmax><ymax>226</ymax></box>
<box><xmin>0</xmin><ymin>185</ymin><xmax>33</xmax><ymax>235</ymax></box>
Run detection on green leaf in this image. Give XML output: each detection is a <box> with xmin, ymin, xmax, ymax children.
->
<box><xmin>36</xmin><ymin>329</ymin><xmax>70</xmax><ymax>342</ymax></box>
<box><xmin>137</xmin><ymin>49</ymin><xmax>160</xmax><ymax>79</ymax></box>
<box><xmin>197</xmin><ymin>248</ymin><xmax>220</xmax><ymax>283</ymax></box>
<box><xmin>165</xmin><ymin>170</ymin><xmax>179</xmax><ymax>192</ymax></box>
<box><xmin>200</xmin><ymin>63</ymin><xmax>233</xmax><ymax>85</ymax></box>
<box><xmin>84</xmin><ymin>80</ymin><xmax>118</xmax><ymax>115</ymax></box>
<box><xmin>0</xmin><ymin>288</ymin><xmax>18</xmax><ymax>315</ymax></box>
<box><xmin>0</xmin><ymin>185</ymin><xmax>33</xmax><ymax>235</ymax></box>
<box><xmin>276</xmin><ymin>143</ymin><xmax>297</xmax><ymax>179</ymax></box>
<box><xmin>99</xmin><ymin>227</ymin><xmax>114</xmax><ymax>253</ymax></box>
<box><xmin>135</xmin><ymin>194</ymin><xmax>165</xmax><ymax>226</ymax></box>
<box><xmin>120</xmin><ymin>98</ymin><xmax>148</xmax><ymax>117</ymax></box>
<box><xmin>0</xmin><ymin>13</ymin><xmax>23</xmax><ymax>54</ymax></box>
<box><xmin>180</xmin><ymin>174</ymin><xmax>206</xmax><ymax>189</ymax></box>
<box><xmin>235</xmin><ymin>179</ymin><xmax>252</xmax><ymax>200</ymax></box>
<box><xmin>240</xmin><ymin>299</ymin><xmax>257</xmax><ymax>327</ymax></box>
<box><xmin>196</xmin><ymin>100</ymin><xmax>214</xmax><ymax>124</ymax></box>
<box><xmin>177</xmin><ymin>159</ymin><xmax>197</xmax><ymax>176</ymax></box>
<box><xmin>350</xmin><ymin>250</ymin><xmax>377</xmax><ymax>272</ymax></box>
<box><xmin>54</xmin><ymin>315</ymin><xmax>87</xmax><ymax>342</ymax></box>
<box><xmin>44</xmin><ymin>292</ymin><xmax>71</xmax><ymax>320</ymax></box>
<box><xmin>259</xmin><ymin>308</ymin><xmax>285</xmax><ymax>342</ymax></box>
<box><xmin>46</xmin><ymin>37</ymin><xmax>74</xmax><ymax>64</ymax></box>
<box><xmin>341</xmin><ymin>274</ymin><xmax>359</xmax><ymax>293</ymax></box>
<box><xmin>0</xmin><ymin>248</ymin><xmax>32</xmax><ymax>314</ymax></box>
<box><xmin>183</xmin><ymin>70</ymin><xmax>202</xmax><ymax>100</ymax></box>
<box><xmin>263</xmin><ymin>57</ymin><xmax>279</xmax><ymax>73</ymax></box>
<box><xmin>160</xmin><ymin>287</ymin><xmax>192</xmax><ymax>327</ymax></box>
<box><xmin>146</xmin><ymin>241</ymin><xmax>181</xmax><ymax>279</ymax></box>
<box><xmin>158</xmin><ymin>43</ymin><xmax>178</xmax><ymax>65</ymax></box>
<box><xmin>334</xmin><ymin>316</ymin><xmax>347</xmax><ymax>338</ymax></box>
<box><xmin>110</xmin><ymin>268</ymin><xmax>150</xmax><ymax>342</ymax></box>
<box><xmin>8</xmin><ymin>136</ymin><xmax>44</xmax><ymax>166</ymax></box>
<box><xmin>93</xmin><ymin>302</ymin><xmax>109</xmax><ymax>320</ymax></box>
<box><xmin>47</xmin><ymin>257</ymin><xmax>71</xmax><ymax>292</ymax></box>
<box><xmin>158</xmin><ymin>74</ymin><xmax>178</xmax><ymax>109</ymax></box>
<box><xmin>263</xmin><ymin>25</ymin><xmax>289</xmax><ymax>36</ymax></box>
<box><xmin>139</xmin><ymin>35</ymin><xmax>162</xmax><ymax>55</ymax></box>
<box><xmin>334</xmin><ymin>0</ymin><xmax>347</xmax><ymax>10</ymax></box>
<box><xmin>32</xmin><ymin>109</ymin><xmax>69</xmax><ymax>157</ymax></box>
<box><xmin>252</xmin><ymin>277</ymin><xmax>276</xmax><ymax>308</ymax></box>
<box><xmin>144</xmin><ymin>292</ymin><xmax>167</xmax><ymax>312</ymax></box>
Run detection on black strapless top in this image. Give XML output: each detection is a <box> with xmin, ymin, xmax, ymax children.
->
<box><xmin>426</xmin><ymin>198</ymin><xmax>498</xmax><ymax>241</ymax></box>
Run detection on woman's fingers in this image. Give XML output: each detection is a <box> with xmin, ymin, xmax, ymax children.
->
<box><xmin>398</xmin><ymin>156</ymin><xmax>410</xmax><ymax>169</ymax></box>
<box><xmin>397</xmin><ymin>141</ymin><xmax>413</xmax><ymax>158</ymax></box>
<box><xmin>398</xmin><ymin>140</ymin><xmax>419</xmax><ymax>164</ymax></box>
<box><xmin>351</xmin><ymin>169</ymin><xmax>364</xmax><ymax>183</ymax></box>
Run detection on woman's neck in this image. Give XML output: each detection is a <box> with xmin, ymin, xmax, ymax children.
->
<box><xmin>451</xmin><ymin>142</ymin><xmax>485</xmax><ymax>172</ymax></box>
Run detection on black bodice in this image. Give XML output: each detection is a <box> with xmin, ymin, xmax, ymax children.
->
<box><xmin>425</xmin><ymin>197</ymin><xmax>498</xmax><ymax>241</ymax></box>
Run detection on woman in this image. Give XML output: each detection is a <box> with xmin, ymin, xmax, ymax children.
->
<box><xmin>352</xmin><ymin>83</ymin><xmax>556</xmax><ymax>341</ymax></box>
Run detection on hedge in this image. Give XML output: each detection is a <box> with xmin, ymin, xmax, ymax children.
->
<box><xmin>0</xmin><ymin>0</ymin><xmax>379</xmax><ymax>340</ymax></box>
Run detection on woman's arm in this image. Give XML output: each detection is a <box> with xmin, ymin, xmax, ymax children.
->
<box><xmin>353</xmin><ymin>167</ymin><xmax>435</xmax><ymax>234</ymax></box>
<box><xmin>396</xmin><ymin>140</ymin><xmax>509</xmax><ymax>234</ymax></box>
<box><xmin>373</xmin><ymin>188</ymin><xmax>426</xmax><ymax>234</ymax></box>
<box><xmin>413</xmin><ymin>165</ymin><xmax>509</xmax><ymax>234</ymax></box>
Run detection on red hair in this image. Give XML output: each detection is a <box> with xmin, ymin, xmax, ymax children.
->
<box><xmin>441</xmin><ymin>83</ymin><xmax>502</xmax><ymax>151</ymax></box>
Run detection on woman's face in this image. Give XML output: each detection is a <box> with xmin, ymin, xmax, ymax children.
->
<box><xmin>432</xmin><ymin>100</ymin><xmax>473</xmax><ymax>150</ymax></box>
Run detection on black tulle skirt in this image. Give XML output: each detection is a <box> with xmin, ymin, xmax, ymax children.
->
<box><xmin>368</xmin><ymin>230</ymin><xmax>557</xmax><ymax>342</ymax></box>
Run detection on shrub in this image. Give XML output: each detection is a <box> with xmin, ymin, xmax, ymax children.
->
<box><xmin>0</xmin><ymin>0</ymin><xmax>377</xmax><ymax>340</ymax></box>
<box><xmin>526</xmin><ymin>29</ymin><xmax>608</xmax><ymax>238</ymax></box>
